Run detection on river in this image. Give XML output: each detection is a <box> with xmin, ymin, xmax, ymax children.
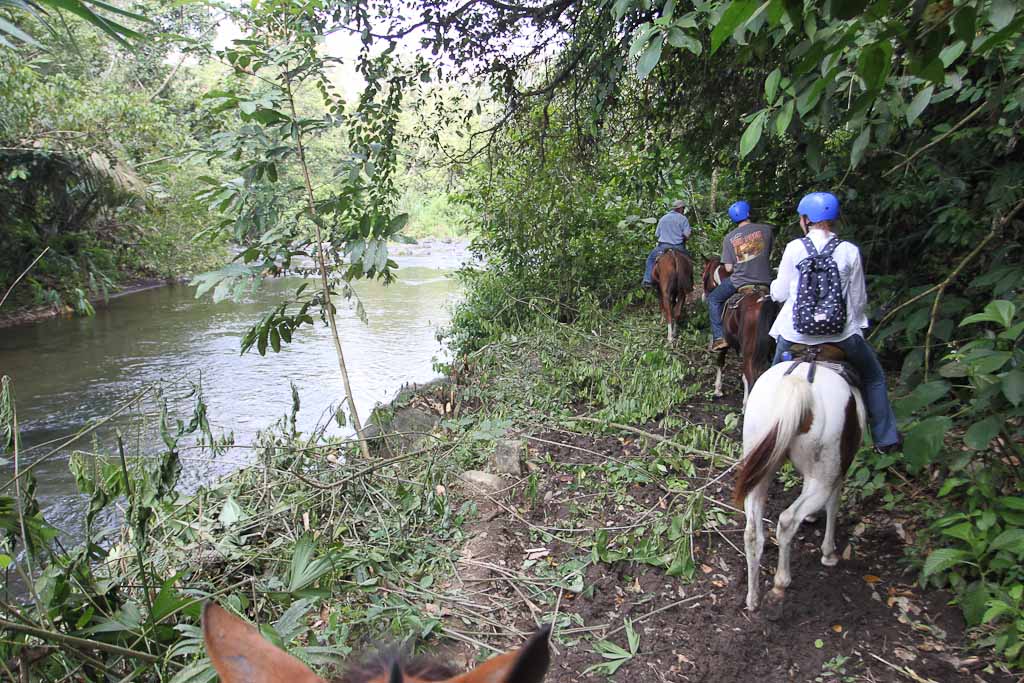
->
<box><xmin>0</xmin><ymin>241</ymin><xmax>468</xmax><ymax>542</ymax></box>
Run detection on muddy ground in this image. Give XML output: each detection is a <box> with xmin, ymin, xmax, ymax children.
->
<box><xmin>445</xmin><ymin>383</ymin><xmax>1019</xmax><ymax>683</ymax></box>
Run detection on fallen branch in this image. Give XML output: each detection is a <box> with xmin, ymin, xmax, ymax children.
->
<box><xmin>562</xmin><ymin>417</ymin><xmax>720</xmax><ymax>459</ymax></box>
<box><xmin>0</xmin><ymin>618</ymin><xmax>160</xmax><ymax>663</ymax></box>
<box><xmin>0</xmin><ymin>247</ymin><xmax>49</xmax><ymax>310</ymax></box>
<box><xmin>602</xmin><ymin>592</ymin><xmax>711</xmax><ymax>640</ymax></box>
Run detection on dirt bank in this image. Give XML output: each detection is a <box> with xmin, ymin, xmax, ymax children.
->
<box><xmin>0</xmin><ymin>276</ymin><xmax>182</xmax><ymax>329</ymax></box>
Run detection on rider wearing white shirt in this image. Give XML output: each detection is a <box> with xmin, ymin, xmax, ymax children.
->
<box><xmin>768</xmin><ymin>192</ymin><xmax>902</xmax><ymax>453</ymax></box>
<box><xmin>769</xmin><ymin>230</ymin><xmax>868</xmax><ymax>344</ymax></box>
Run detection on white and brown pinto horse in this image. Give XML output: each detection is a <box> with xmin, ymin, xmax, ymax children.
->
<box><xmin>733</xmin><ymin>352</ymin><xmax>866</xmax><ymax>611</ymax></box>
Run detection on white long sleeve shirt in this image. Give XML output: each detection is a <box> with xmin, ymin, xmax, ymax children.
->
<box><xmin>769</xmin><ymin>228</ymin><xmax>869</xmax><ymax>343</ymax></box>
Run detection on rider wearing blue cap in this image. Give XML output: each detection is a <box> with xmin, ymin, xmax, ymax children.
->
<box><xmin>642</xmin><ymin>199</ymin><xmax>692</xmax><ymax>288</ymax></box>
<box><xmin>768</xmin><ymin>192</ymin><xmax>902</xmax><ymax>453</ymax></box>
<box><xmin>707</xmin><ymin>200</ymin><xmax>774</xmax><ymax>351</ymax></box>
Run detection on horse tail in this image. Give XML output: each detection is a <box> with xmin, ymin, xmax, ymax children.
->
<box><xmin>733</xmin><ymin>371</ymin><xmax>813</xmax><ymax>504</ymax></box>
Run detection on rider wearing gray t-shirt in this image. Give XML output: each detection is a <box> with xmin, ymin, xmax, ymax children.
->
<box><xmin>722</xmin><ymin>222</ymin><xmax>774</xmax><ymax>288</ymax></box>
<box><xmin>708</xmin><ymin>201</ymin><xmax>775</xmax><ymax>351</ymax></box>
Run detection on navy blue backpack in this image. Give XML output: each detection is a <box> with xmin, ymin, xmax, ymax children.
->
<box><xmin>793</xmin><ymin>236</ymin><xmax>846</xmax><ymax>336</ymax></box>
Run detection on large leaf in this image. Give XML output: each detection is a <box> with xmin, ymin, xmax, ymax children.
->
<box><xmin>287</xmin><ymin>535</ymin><xmax>335</xmax><ymax>594</ymax></box>
<box><xmin>988</xmin><ymin>0</ymin><xmax>1015</xmax><ymax>30</ymax></box>
<box><xmin>904</xmin><ymin>416</ymin><xmax>951</xmax><ymax>470</ymax></box>
<box><xmin>964</xmin><ymin>416</ymin><xmax>1002</xmax><ymax>450</ymax></box>
<box><xmin>1002</xmin><ymin>368</ymin><xmax>1024</xmax><ymax>406</ymax></box>
<box><xmin>775</xmin><ymin>98</ymin><xmax>794</xmax><ymax>136</ymax></box>
<box><xmin>710</xmin><ymin>0</ymin><xmax>758</xmax><ymax>54</ymax></box>
<box><xmin>0</xmin><ymin>16</ymin><xmax>38</xmax><ymax>45</ymax></box>
<box><xmin>666</xmin><ymin>27</ymin><xmax>702</xmax><ymax>55</ymax></box>
<box><xmin>894</xmin><ymin>380</ymin><xmax>949</xmax><ymax>419</ymax></box>
<box><xmin>857</xmin><ymin>41</ymin><xmax>893</xmax><ymax>92</ymax></box>
<box><xmin>921</xmin><ymin>547</ymin><xmax>970</xmax><ymax>581</ymax></box>
<box><xmin>905</xmin><ymin>85</ymin><xmax>934</xmax><ymax>126</ymax></box>
<box><xmin>764</xmin><ymin>68</ymin><xmax>781</xmax><ymax>102</ymax></box>
<box><xmin>953</xmin><ymin>6</ymin><xmax>976</xmax><ymax>42</ymax></box>
<box><xmin>850</xmin><ymin>125</ymin><xmax>870</xmax><ymax>167</ymax></box>
<box><xmin>990</xmin><ymin>529</ymin><xmax>1024</xmax><ymax>554</ymax></box>
<box><xmin>38</xmin><ymin>0</ymin><xmax>145</xmax><ymax>45</ymax></box>
<box><xmin>636</xmin><ymin>33</ymin><xmax>664</xmax><ymax>80</ymax></box>
<box><xmin>739</xmin><ymin>110</ymin><xmax>766</xmax><ymax>157</ymax></box>
<box><xmin>796</xmin><ymin>78</ymin><xmax>826</xmax><ymax>116</ymax></box>
<box><xmin>831</xmin><ymin>0</ymin><xmax>869</xmax><ymax>20</ymax></box>
<box><xmin>961</xmin><ymin>300</ymin><xmax>1016</xmax><ymax>329</ymax></box>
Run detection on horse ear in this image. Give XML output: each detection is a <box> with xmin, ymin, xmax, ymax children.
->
<box><xmin>446</xmin><ymin>625</ymin><xmax>551</xmax><ymax>683</ymax></box>
<box><xmin>203</xmin><ymin>602</ymin><xmax>324</xmax><ymax>683</ymax></box>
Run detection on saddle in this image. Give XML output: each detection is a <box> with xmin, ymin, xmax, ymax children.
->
<box><xmin>783</xmin><ymin>343</ymin><xmax>861</xmax><ymax>388</ymax></box>
<box><xmin>725</xmin><ymin>284</ymin><xmax>770</xmax><ymax>310</ymax></box>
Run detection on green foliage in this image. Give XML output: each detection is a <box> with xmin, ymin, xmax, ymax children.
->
<box><xmin>0</xmin><ymin>2</ymin><xmax>228</xmax><ymax>313</ymax></box>
<box><xmin>887</xmin><ymin>297</ymin><xmax>1023</xmax><ymax>667</ymax></box>
<box><xmin>0</xmin><ymin>375</ymin><xmax>474</xmax><ymax>680</ymax></box>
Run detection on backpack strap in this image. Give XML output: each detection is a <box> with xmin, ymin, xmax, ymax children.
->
<box><xmin>819</xmin><ymin>237</ymin><xmax>842</xmax><ymax>256</ymax></box>
<box><xmin>800</xmin><ymin>236</ymin><xmax>818</xmax><ymax>257</ymax></box>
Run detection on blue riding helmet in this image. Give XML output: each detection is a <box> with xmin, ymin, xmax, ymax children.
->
<box><xmin>728</xmin><ymin>200</ymin><xmax>750</xmax><ymax>223</ymax></box>
<box><xmin>797</xmin><ymin>192</ymin><xmax>840</xmax><ymax>222</ymax></box>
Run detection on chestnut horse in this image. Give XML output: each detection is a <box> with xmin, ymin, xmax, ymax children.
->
<box><xmin>701</xmin><ymin>257</ymin><xmax>777</xmax><ymax>402</ymax></box>
<box><xmin>652</xmin><ymin>249</ymin><xmax>693</xmax><ymax>344</ymax></box>
<box><xmin>202</xmin><ymin>602</ymin><xmax>551</xmax><ymax>683</ymax></box>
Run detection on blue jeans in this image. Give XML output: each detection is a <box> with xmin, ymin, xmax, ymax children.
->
<box><xmin>773</xmin><ymin>335</ymin><xmax>900</xmax><ymax>448</ymax></box>
<box><xmin>706</xmin><ymin>275</ymin><xmax>737</xmax><ymax>340</ymax></box>
<box><xmin>643</xmin><ymin>242</ymin><xmax>688</xmax><ymax>284</ymax></box>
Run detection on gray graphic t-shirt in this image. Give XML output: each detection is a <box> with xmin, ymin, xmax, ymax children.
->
<box><xmin>722</xmin><ymin>222</ymin><xmax>774</xmax><ymax>288</ymax></box>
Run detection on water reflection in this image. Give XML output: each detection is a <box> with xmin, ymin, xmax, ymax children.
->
<box><xmin>0</xmin><ymin>245</ymin><xmax>466</xmax><ymax>540</ymax></box>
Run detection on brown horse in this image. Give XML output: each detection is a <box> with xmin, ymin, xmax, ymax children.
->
<box><xmin>652</xmin><ymin>249</ymin><xmax>694</xmax><ymax>344</ymax></box>
<box><xmin>202</xmin><ymin>602</ymin><xmax>551</xmax><ymax>683</ymax></box>
<box><xmin>701</xmin><ymin>257</ymin><xmax>778</xmax><ymax>402</ymax></box>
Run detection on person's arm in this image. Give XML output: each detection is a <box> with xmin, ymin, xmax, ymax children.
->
<box><xmin>770</xmin><ymin>242</ymin><xmax>795</xmax><ymax>302</ymax></box>
<box><xmin>681</xmin><ymin>215</ymin><xmax>692</xmax><ymax>240</ymax></box>
<box><xmin>721</xmin><ymin>235</ymin><xmax>735</xmax><ymax>273</ymax></box>
<box><xmin>847</xmin><ymin>246</ymin><xmax>868</xmax><ymax>326</ymax></box>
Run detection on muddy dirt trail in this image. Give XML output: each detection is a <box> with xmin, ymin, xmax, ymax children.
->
<box><xmin>446</xmin><ymin>386</ymin><xmax>1016</xmax><ymax>683</ymax></box>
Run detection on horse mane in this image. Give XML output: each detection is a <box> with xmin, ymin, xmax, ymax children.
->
<box><xmin>701</xmin><ymin>257</ymin><xmax>721</xmax><ymax>294</ymax></box>
<box><xmin>337</xmin><ymin>645</ymin><xmax>459</xmax><ymax>683</ymax></box>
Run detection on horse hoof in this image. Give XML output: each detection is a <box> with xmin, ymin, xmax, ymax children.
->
<box><xmin>762</xmin><ymin>594</ymin><xmax>785</xmax><ymax>622</ymax></box>
<box><xmin>821</xmin><ymin>553</ymin><xmax>839</xmax><ymax>567</ymax></box>
<box><xmin>804</xmin><ymin>513</ymin><xmax>820</xmax><ymax>524</ymax></box>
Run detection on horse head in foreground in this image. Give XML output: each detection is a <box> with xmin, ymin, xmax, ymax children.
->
<box><xmin>652</xmin><ymin>249</ymin><xmax>693</xmax><ymax>344</ymax></box>
<box><xmin>202</xmin><ymin>602</ymin><xmax>550</xmax><ymax>683</ymax></box>
<box><xmin>734</xmin><ymin>346</ymin><xmax>865</xmax><ymax>611</ymax></box>
<box><xmin>702</xmin><ymin>257</ymin><xmax>777</xmax><ymax>403</ymax></box>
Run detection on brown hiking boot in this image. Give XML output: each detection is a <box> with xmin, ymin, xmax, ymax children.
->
<box><xmin>711</xmin><ymin>338</ymin><xmax>729</xmax><ymax>352</ymax></box>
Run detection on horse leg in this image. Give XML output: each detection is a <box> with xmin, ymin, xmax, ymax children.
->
<box><xmin>820</xmin><ymin>486</ymin><xmax>842</xmax><ymax>566</ymax></box>
<box><xmin>743</xmin><ymin>481</ymin><xmax>770</xmax><ymax>611</ymax></box>
<box><xmin>771</xmin><ymin>476</ymin><xmax>832</xmax><ymax>602</ymax></box>
<box><xmin>713</xmin><ymin>352</ymin><xmax>725</xmax><ymax>398</ymax></box>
